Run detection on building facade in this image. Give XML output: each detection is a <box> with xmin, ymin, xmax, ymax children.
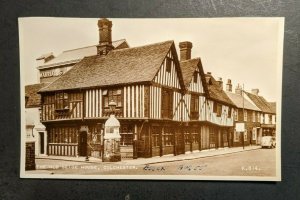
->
<box><xmin>225</xmin><ymin>83</ymin><xmax>262</xmax><ymax>147</ymax></box>
<box><xmin>25</xmin><ymin>83</ymin><xmax>49</xmax><ymax>156</ymax></box>
<box><xmin>244</xmin><ymin>89</ymin><xmax>276</xmax><ymax>140</ymax></box>
<box><xmin>37</xmin><ymin>18</ymin><xmax>236</xmax><ymax>159</ymax></box>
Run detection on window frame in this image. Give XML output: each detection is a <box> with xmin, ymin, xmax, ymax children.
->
<box><xmin>166</xmin><ymin>57</ymin><xmax>172</xmax><ymax>73</ymax></box>
<box><xmin>216</xmin><ymin>103</ymin><xmax>222</xmax><ymax>117</ymax></box>
<box><xmin>161</xmin><ymin>88</ymin><xmax>173</xmax><ymax>119</ymax></box>
<box><xmin>244</xmin><ymin>110</ymin><xmax>248</xmax><ymax>121</ymax></box>
<box><xmin>228</xmin><ymin>107</ymin><xmax>232</xmax><ymax>118</ymax></box>
<box><xmin>234</xmin><ymin>109</ymin><xmax>238</xmax><ymax>121</ymax></box>
<box><xmin>193</xmin><ymin>71</ymin><xmax>198</xmax><ymax>83</ymax></box>
<box><xmin>103</xmin><ymin>88</ymin><xmax>122</xmax><ymax>108</ymax></box>
<box><xmin>55</xmin><ymin>92</ymin><xmax>69</xmax><ymax>110</ymax></box>
<box><xmin>190</xmin><ymin>94</ymin><xmax>199</xmax><ymax>119</ymax></box>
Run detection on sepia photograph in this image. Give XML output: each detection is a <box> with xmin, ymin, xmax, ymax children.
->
<box><xmin>19</xmin><ymin>17</ymin><xmax>283</xmax><ymax>181</ymax></box>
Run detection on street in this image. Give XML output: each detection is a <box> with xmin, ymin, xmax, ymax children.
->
<box><xmin>29</xmin><ymin>148</ymin><xmax>276</xmax><ymax>177</ymax></box>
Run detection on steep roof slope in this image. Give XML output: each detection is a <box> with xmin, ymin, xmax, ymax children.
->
<box><xmin>205</xmin><ymin>74</ymin><xmax>235</xmax><ymax>107</ymax></box>
<box><xmin>25</xmin><ymin>83</ymin><xmax>49</xmax><ymax>108</ymax></box>
<box><xmin>40</xmin><ymin>40</ymin><xmax>174</xmax><ymax>92</ymax></box>
<box><xmin>225</xmin><ymin>91</ymin><xmax>261</xmax><ymax>111</ymax></box>
<box><xmin>180</xmin><ymin>57</ymin><xmax>209</xmax><ymax>94</ymax></box>
<box><xmin>244</xmin><ymin>91</ymin><xmax>275</xmax><ymax>114</ymax></box>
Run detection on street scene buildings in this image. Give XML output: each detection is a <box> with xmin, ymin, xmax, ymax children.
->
<box><xmin>22</xmin><ymin>18</ymin><xmax>281</xmax><ymax>179</ymax></box>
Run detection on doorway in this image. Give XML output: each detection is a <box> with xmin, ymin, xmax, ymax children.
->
<box><xmin>78</xmin><ymin>131</ymin><xmax>87</xmax><ymax>156</ymax></box>
<box><xmin>39</xmin><ymin>132</ymin><xmax>44</xmax><ymax>154</ymax></box>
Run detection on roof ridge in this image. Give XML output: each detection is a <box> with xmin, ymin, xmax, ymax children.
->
<box><xmin>62</xmin><ymin>44</ymin><xmax>97</xmax><ymax>53</ymax></box>
<box><xmin>62</xmin><ymin>39</ymin><xmax>127</xmax><ymax>53</ymax></box>
<box><xmin>110</xmin><ymin>40</ymin><xmax>174</xmax><ymax>53</ymax></box>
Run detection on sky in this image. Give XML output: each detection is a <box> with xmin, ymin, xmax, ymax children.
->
<box><xmin>19</xmin><ymin>17</ymin><xmax>283</xmax><ymax>101</ymax></box>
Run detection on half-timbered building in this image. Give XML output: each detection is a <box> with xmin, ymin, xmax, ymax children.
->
<box><xmin>175</xmin><ymin>41</ymin><xmax>235</xmax><ymax>153</ymax></box>
<box><xmin>38</xmin><ymin>18</ymin><xmax>191</xmax><ymax>158</ymax></box>
<box><xmin>38</xmin><ymin>18</ymin><xmax>239</xmax><ymax>160</ymax></box>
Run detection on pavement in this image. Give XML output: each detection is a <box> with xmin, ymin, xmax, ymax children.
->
<box><xmin>36</xmin><ymin>145</ymin><xmax>261</xmax><ymax>166</ymax></box>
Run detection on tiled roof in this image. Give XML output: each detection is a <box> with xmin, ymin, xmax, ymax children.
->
<box><xmin>180</xmin><ymin>58</ymin><xmax>209</xmax><ymax>94</ymax></box>
<box><xmin>225</xmin><ymin>91</ymin><xmax>261</xmax><ymax>111</ymax></box>
<box><xmin>268</xmin><ymin>102</ymin><xmax>276</xmax><ymax>113</ymax></box>
<box><xmin>180</xmin><ymin>58</ymin><xmax>199</xmax><ymax>87</ymax></box>
<box><xmin>25</xmin><ymin>83</ymin><xmax>49</xmax><ymax>108</ymax></box>
<box><xmin>37</xmin><ymin>39</ymin><xmax>129</xmax><ymax>69</ymax></box>
<box><xmin>40</xmin><ymin>40</ymin><xmax>174</xmax><ymax>92</ymax></box>
<box><xmin>244</xmin><ymin>91</ymin><xmax>275</xmax><ymax>114</ymax></box>
<box><xmin>205</xmin><ymin>74</ymin><xmax>235</xmax><ymax>107</ymax></box>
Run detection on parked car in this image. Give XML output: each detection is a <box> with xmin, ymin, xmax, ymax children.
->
<box><xmin>261</xmin><ymin>136</ymin><xmax>276</xmax><ymax>148</ymax></box>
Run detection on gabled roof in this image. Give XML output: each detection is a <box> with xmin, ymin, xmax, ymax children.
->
<box><xmin>37</xmin><ymin>39</ymin><xmax>129</xmax><ymax>69</ymax></box>
<box><xmin>244</xmin><ymin>91</ymin><xmax>275</xmax><ymax>114</ymax></box>
<box><xmin>25</xmin><ymin>83</ymin><xmax>49</xmax><ymax>108</ymax></box>
<box><xmin>205</xmin><ymin>74</ymin><xmax>235</xmax><ymax>107</ymax></box>
<box><xmin>40</xmin><ymin>40</ymin><xmax>175</xmax><ymax>92</ymax></box>
<box><xmin>225</xmin><ymin>91</ymin><xmax>261</xmax><ymax>111</ymax></box>
<box><xmin>180</xmin><ymin>58</ymin><xmax>209</xmax><ymax>94</ymax></box>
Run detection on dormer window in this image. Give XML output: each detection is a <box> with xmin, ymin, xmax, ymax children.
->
<box><xmin>166</xmin><ymin>57</ymin><xmax>172</xmax><ymax>73</ymax></box>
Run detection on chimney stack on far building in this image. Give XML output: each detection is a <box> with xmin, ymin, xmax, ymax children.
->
<box><xmin>179</xmin><ymin>41</ymin><xmax>193</xmax><ymax>61</ymax></box>
<box><xmin>217</xmin><ymin>77</ymin><xmax>223</xmax><ymax>90</ymax></box>
<box><xmin>97</xmin><ymin>18</ymin><xmax>114</xmax><ymax>56</ymax></box>
<box><xmin>226</xmin><ymin>79</ymin><xmax>232</xmax><ymax>92</ymax></box>
<box><xmin>251</xmin><ymin>88</ymin><xmax>259</xmax><ymax>95</ymax></box>
<box><xmin>235</xmin><ymin>84</ymin><xmax>243</xmax><ymax>96</ymax></box>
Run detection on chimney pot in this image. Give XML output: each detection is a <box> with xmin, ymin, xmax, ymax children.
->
<box><xmin>226</xmin><ymin>79</ymin><xmax>232</xmax><ymax>92</ymax></box>
<box><xmin>251</xmin><ymin>89</ymin><xmax>259</xmax><ymax>95</ymax></box>
<box><xmin>179</xmin><ymin>41</ymin><xmax>193</xmax><ymax>61</ymax></box>
<box><xmin>235</xmin><ymin>84</ymin><xmax>243</xmax><ymax>95</ymax></box>
<box><xmin>217</xmin><ymin>77</ymin><xmax>223</xmax><ymax>90</ymax></box>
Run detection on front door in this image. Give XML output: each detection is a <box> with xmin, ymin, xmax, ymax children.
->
<box><xmin>175</xmin><ymin>131</ymin><xmax>184</xmax><ymax>155</ymax></box>
<box><xmin>39</xmin><ymin>132</ymin><xmax>44</xmax><ymax>154</ymax></box>
<box><xmin>79</xmin><ymin>131</ymin><xmax>87</xmax><ymax>156</ymax></box>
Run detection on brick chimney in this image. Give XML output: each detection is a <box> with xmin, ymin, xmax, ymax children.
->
<box><xmin>179</xmin><ymin>41</ymin><xmax>193</xmax><ymax>61</ymax></box>
<box><xmin>226</xmin><ymin>79</ymin><xmax>232</xmax><ymax>92</ymax></box>
<box><xmin>217</xmin><ymin>77</ymin><xmax>223</xmax><ymax>90</ymax></box>
<box><xmin>97</xmin><ymin>18</ymin><xmax>114</xmax><ymax>56</ymax></box>
<box><xmin>251</xmin><ymin>88</ymin><xmax>259</xmax><ymax>95</ymax></box>
<box><xmin>235</xmin><ymin>84</ymin><xmax>243</xmax><ymax>96</ymax></box>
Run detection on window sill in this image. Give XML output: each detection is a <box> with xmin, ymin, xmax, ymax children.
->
<box><xmin>55</xmin><ymin>108</ymin><xmax>70</xmax><ymax>111</ymax></box>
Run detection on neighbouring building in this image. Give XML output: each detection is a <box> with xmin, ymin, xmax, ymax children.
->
<box><xmin>178</xmin><ymin>41</ymin><xmax>235</xmax><ymax>153</ymax></box>
<box><xmin>225</xmin><ymin>82</ymin><xmax>262</xmax><ymax>147</ymax></box>
<box><xmin>37</xmin><ymin>39</ymin><xmax>129</xmax><ymax>84</ymax></box>
<box><xmin>203</xmin><ymin>74</ymin><xmax>236</xmax><ymax>148</ymax></box>
<box><xmin>25</xmin><ymin>83</ymin><xmax>49</xmax><ymax>156</ymax></box>
<box><xmin>244</xmin><ymin>89</ymin><xmax>276</xmax><ymax>139</ymax></box>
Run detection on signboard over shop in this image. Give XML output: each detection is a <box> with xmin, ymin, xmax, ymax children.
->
<box><xmin>235</xmin><ymin>123</ymin><xmax>245</xmax><ymax>132</ymax></box>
